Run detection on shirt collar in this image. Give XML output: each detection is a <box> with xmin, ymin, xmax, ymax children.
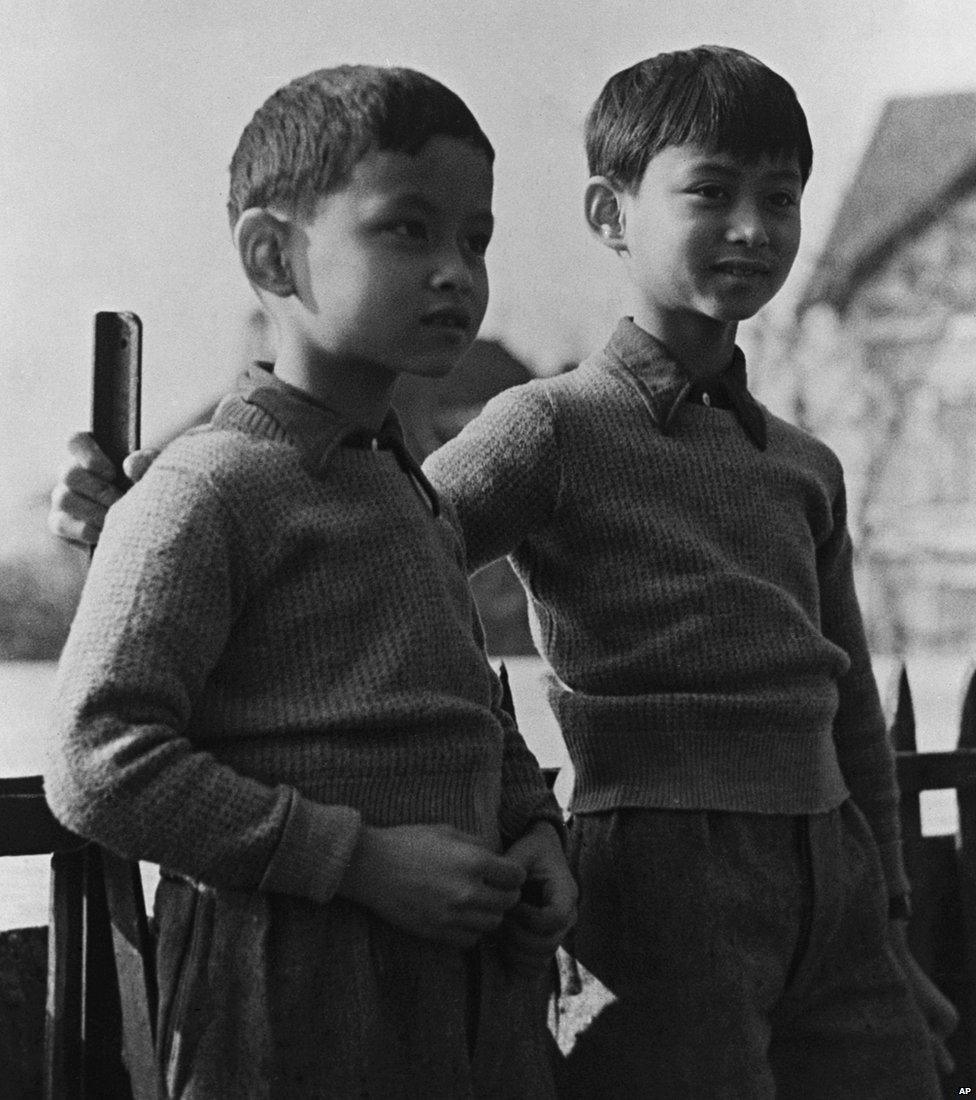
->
<box><xmin>603</xmin><ymin>317</ymin><xmax>767</xmax><ymax>450</ymax></box>
<box><xmin>224</xmin><ymin>363</ymin><xmax>440</xmax><ymax>515</ymax></box>
<box><xmin>232</xmin><ymin>362</ymin><xmax>407</xmax><ymax>472</ymax></box>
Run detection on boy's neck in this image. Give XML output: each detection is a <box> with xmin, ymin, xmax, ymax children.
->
<box><xmin>273</xmin><ymin>345</ymin><xmax>396</xmax><ymax>432</ymax></box>
<box><xmin>631</xmin><ymin>309</ymin><xmax>737</xmax><ymax>381</ymax></box>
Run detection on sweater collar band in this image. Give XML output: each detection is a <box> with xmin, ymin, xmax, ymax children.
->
<box><xmin>220</xmin><ymin>364</ymin><xmax>440</xmax><ymax>515</ymax></box>
<box><xmin>235</xmin><ymin>362</ymin><xmax>404</xmax><ymax>462</ymax></box>
<box><xmin>604</xmin><ymin>318</ymin><xmax>767</xmax><ymax>450</ymax></box>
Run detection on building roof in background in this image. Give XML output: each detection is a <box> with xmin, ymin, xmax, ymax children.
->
<box><xmin>393</xmin><ymin>338</ymin><xmax>533</xmax><ymax>458</ymax></box>
<box><xmin>396</xmin><ymin>338</ymin><xmax>532</xmax><ymax>410</ymax></box>
<box><xmin>799</xmin><ymin>91</ymin><xmax>976</xmax><ymax>314</ymax></box>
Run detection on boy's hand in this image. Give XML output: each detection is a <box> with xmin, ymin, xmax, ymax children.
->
<box><xmin>499</xmin><ymin>821</ymin><xmax>578</xmax><ymax>974</ymax></box>
<box><xmin>338</xmin><ymin>823</ymin><xmax>527</xmax><ymax>948</ymax></box>
<box><xmin>48</xmin><ymin>431</ymin><xmax>158</xmax><ymax>546</ymax></box>
<box><xmin>889</xmin><ymin>919</ymin><xmax>958</xmax><ymax>1075</ymax></box>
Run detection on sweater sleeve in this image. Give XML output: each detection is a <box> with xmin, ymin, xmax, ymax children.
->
<box><xmin>433</xmin><ymin>495</ymin><xmax>565</xmax><ymax>848</ymax></box>
<box><xmin>423</xmin><ymin>383</ymin><xmax>562</xmax><ymax>572</ymax></box>
<box><xmin>818</xmin><ymin>477</ymin><xmax>909</xmax><ymax>897</ymax></box>
<box><xmin>46</xmin><ymin>459</ymin><xmax>362</xmax><ymax>906</ymax></box>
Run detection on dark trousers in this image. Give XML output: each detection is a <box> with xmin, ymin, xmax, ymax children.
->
<box><xmin>555</xmin><ymin>802</ymin><xmax>940</xmax><ymax>1099</ymax></box>
<box><xmin>154</xmin><ymin>878</ymin><xmax>556</xmax><ymax>1099</ymax></box>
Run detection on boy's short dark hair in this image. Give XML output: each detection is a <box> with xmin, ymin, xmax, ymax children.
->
<box><xmin>585</xmin><ymin>45</ymin><xmax>812</xmax><ymax>191</ymax></box>
<box><xmin>227</xmin><ymin>65</ymin><xmax>494</xmax><ymax>227</ymax></box>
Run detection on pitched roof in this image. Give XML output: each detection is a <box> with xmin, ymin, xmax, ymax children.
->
<box><xmin>799</xmin><ymin>91</ymin><xmax>976</xmax><ymax>314</ymax></box>
<box><xmin>393</xmin><ymin>338</ymin><xmax>533</xmax><ymax>458</ymax></box>
<box><xmin>399</xmin><ymin>338</ymin><xmax>531</xmax><ymax>411</ymax></box>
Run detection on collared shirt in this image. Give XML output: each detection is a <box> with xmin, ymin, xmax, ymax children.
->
<box><xmin>219</xmin><ymin>363</ymin><xmax>439</xmax><ymax>514</ymax></box>
<box><xmin>604</xmin><ymin>318</ymin><xmax>767</xmax><ymax>450</ymax></box>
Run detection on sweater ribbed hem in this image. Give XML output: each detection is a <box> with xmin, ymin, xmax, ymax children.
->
<box><xmin>219</xmin><ymin>744</ymin><xmax>506</xmax><ymax>847</ymax></box>
<box><xmin>554</xmin><ymin>674</ymin><xmax>853</xmax><ymax>814</ymax></box>
<box><xmin>563</xmin><ymin>719</ymin><xmax>849</xmax><ymax>817</ymax></box>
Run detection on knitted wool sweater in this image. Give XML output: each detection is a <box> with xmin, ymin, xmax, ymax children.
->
<box><xmin>47</xmin><ymin>366</ymin><xmax>561</xmax><ymax>906</ymax></box>
<box><xmin>425</xmin><ymin>319</ymin><xmax>907</xmax><ymax>895</ymax></box>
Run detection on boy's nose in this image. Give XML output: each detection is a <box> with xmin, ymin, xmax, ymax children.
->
<box><xmin>429</xmin><ymin>248</ymin><xmax>474</xmax><ymax>294</ymax></box>
<box><xmin>726</xmin><ymin>204</ymin><xmax>770</xmax><ymax>249</ymax></box>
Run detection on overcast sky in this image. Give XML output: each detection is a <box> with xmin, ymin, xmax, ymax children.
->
<box><xmin>3</xmin><ymin>0</ymin><xmax>976</xmax><ymax>513</ymax></box>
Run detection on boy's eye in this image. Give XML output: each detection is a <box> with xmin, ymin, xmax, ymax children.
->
<box><xmin>388</xmin><ymin>219</ymin><xmax>428</xmax><ymax>240</ymax></box>
<box><xmin>692</xmin><ymin>184</ymin><xmax>729</xmax><ymax>202</ymax></box>
<box><xmin>768</xmin><ymin>191</ymin><xmax>799</xmax><ymax>209</ymax></box>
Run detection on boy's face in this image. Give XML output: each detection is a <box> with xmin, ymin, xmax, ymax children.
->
<box><xmin>287</xmin><ymin>135</ymin><xmax>493</xmax><ymax>380</ymax></box>
<box><xmin>611</xmin><ymin>143</ymin><xmax>802</xmax><ymax>340</ymax></box>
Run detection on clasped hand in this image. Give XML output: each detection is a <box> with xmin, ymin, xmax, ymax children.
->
<box><xmin>339</xmin><ymin>821</ymin><xmax>577</xmax><ymax>969</ymax></box>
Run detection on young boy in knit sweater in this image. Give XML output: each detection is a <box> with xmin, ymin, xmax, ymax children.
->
<box><xmin>422</xmin><ymin>47</ymin><xmax>950</xmax><ymax>1097</ymax></box>
<box><xmin>45</xmin><ymin>65</ymin><xmax>575</xmax><ymax>1099</ymax></box>
<box><xmin>49</xmin><ymin>47</ymin><xmax>955</xmax><ymax>1098</ymax></box>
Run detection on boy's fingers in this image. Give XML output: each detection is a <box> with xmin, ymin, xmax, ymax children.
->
<box><xmin>49</xmin><ymin>483</ymin><xmax>108</xmax><ymax>524</ymax></box>
<box><xmin>123</xmin><ymin>448</ymin><xmax>160</xmax><ymax>483</ymax></box>
<box><xmin>59</xmin><ymin>467</ymin><xmax>120</xmax><ymax>508</ymax></box>
<box><xmin>47</xmin><ymin>513</ymin><xmax>103</xmax><ymax>548</ymax></box>
<box><xmin>464</xmin><ymin>882</ymin><xmax>522</xmax><ymax>918</ymax></box>
<box><xmin>509</xmin><ymin>901</ymin><xmax>569</xmax><ymax>936</ymax></box>
<box><xmin>66</xmin><ymin>431</ymin><xmax>116</xmax><ymax>477</ymax></box>
<box><xmin>479</xmin><ymin>853</ymin><xmax>527</xmax><ymax>892</ymax></box>
<box><xmin>48</xmin><ymin>487</ymin><xmax>109</xmax><ymax>546</ymax></box>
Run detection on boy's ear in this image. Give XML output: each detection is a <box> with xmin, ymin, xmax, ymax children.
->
<box><xmin>234</xmin><ymin>208</ymin><xmax>296</xmax><ymax>298</ymax></box>
<box><xmin>585</xmin><ymin>177</ymin><xmax>628</xmax><ymax>254</ymax></box>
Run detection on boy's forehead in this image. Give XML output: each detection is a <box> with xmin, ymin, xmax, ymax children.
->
<box><xmin>662</xmin><ymin>143</ymin><xmax>802</xmax><ymax>180</ymax></box>
<box><xmin>348</xmin><ymin>136</ymin><xmax>493</xmax><ymax>202</ymax></box>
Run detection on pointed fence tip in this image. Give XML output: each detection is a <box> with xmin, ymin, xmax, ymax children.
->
<box><xmin>497</xmin><ymin>660</ymin><xmax>515</xmax><ymax>723</ymax></box>
<box><xmin>958</xmin><ymin>662</ymin><xmax>976</xmax><ymax>749</ymax></box>
<box><xmin>887</xmin><ymin>662</ymin><xmax>917</xmax><ymax>752</ymax></box>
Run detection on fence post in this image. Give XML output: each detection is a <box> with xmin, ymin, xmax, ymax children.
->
<box><xmin>955</xmin><ymin>665</ymin><xmax>976</xmax><ymax>1070</ymax></box>
<box><xmin>888</xmin><ymin>663</ymin><xmax>922</xmax><ymax>842</ymax></box>
<box><xmin>42</xmin><ymin>312</ymin><xmax>160</xmax><ymax>1099</ymax></box>
<box><xmin>81</xmin><ymin>847</ymin><xmax>130</xmax><ymax>1097</ymax></box>
<box><xmin>889</xmin><ymin>662</ymin><xmax>972</xmax><ymax>1086</ymax></box>
<box><xmin>44</xmin><ymin>848</ymin><xmax>85</xmax><ymax>1100</ymax></box>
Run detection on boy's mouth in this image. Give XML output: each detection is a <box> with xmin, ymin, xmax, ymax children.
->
<box><xmin>421</xmin><ymin>306</ymin><xmax>472</xmax><ymax>331</ymax></box>
<box><xmin>712</xmin><ymin>259</ymin><xmax>772</xmax><ymax>278</ymax></box>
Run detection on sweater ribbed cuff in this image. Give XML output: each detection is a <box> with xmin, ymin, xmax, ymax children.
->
<box><xmin>258</xmin><ymin>793</ymin><xmax>362</xmax><ymax>905</ymax></box>
<box><xmin>500</xmin><ymin>786</ymin><xmax>566</xmax><ymax>849</ymax></box>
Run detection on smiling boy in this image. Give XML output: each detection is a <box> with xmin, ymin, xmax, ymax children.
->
<box><xmin>45</xmin><ymin>65</ymin><xmax>574</xmax><ymax>1098</ymax></box>
<box><xmin>600</xmin><ymin>145</ymin><xmax>800</xmax><ymax>374</ymax></box>
<box><xmin>423</xmin><ymin>46</ymin><xmax>947</xmax><ymax>1096</ymax></box>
